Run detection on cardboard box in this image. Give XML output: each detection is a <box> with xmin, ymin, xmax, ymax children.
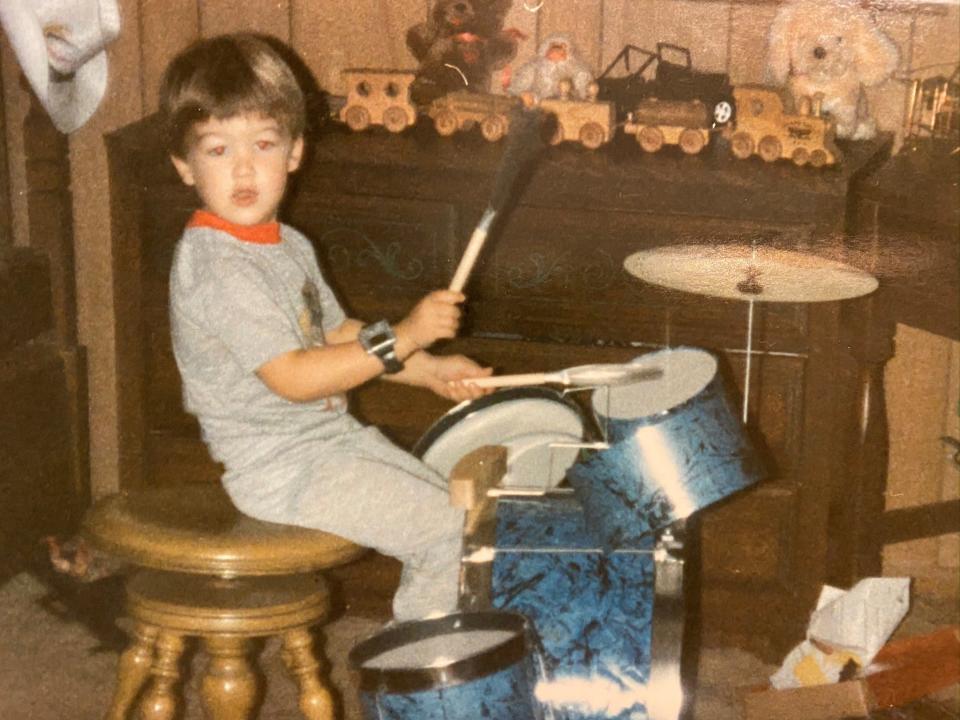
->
<box><xmin>745</xmin><ymin>678</ymin><xmax>873</xmax><ymax>720</ymax></box>
<box><xmin>744</xmin><ymin>626</ymin><xmax>960</xmax><ymax>720</ymax></box>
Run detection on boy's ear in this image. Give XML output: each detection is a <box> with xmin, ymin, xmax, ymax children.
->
<box><xmin>288</xmin><ymin>136</ymin><xmax>304</xmax><ymax>173</ymax></box>
<box><xmin>170</xmin><ymin>154</ymin><xmax>196</xmax><ymax>186</ymax></box>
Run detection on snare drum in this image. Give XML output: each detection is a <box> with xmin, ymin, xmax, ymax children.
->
<box><xmin>349</xmin><ymin>611</ymin><xmax>546</xmax><ymax>720</ymax></box>
<box><xmin>414</xmin><ymin>387</ymin><xmax>586</xmax><ymax>490</ymax></box>
<box><xmin>568</xmin><ymin>346</ymin><xmax>765</xmax><ymax>546</ymax></box>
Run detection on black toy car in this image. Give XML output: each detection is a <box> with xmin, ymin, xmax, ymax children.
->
<box><xmin>596</xmin><ymin>43</ymin><xmax>735</xmax><ymax>129</ymax></box>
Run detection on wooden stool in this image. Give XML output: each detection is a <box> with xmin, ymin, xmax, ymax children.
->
<box><xmin>82</xmin><ymin>484</ymin><xmax>364</xmax><ymax>720</ymax></box>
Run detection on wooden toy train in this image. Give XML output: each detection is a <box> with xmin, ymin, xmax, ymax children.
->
<box><xmin>335</xmin><ymin>44</ymin><xmax>840</xmax><ymax>167</ymax></box>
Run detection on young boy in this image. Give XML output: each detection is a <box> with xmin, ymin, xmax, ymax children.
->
<box><xmin>160</xmin><ymin>33</ymin><xmax>493</xmax><ymax>622</ymax></box>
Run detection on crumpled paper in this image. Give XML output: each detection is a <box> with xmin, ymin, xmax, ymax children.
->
<box><xmin>771</xmin><ymin>577</ymin><xmax>911</xmax><ymax>689</ymax></box>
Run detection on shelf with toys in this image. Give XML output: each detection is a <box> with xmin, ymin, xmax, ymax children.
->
<box><xmin>331</xmin><ymin>64</ymin><xmax>845</xmax><ymax>166</ymax></box>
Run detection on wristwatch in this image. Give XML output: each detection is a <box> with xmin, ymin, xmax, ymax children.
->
<box><xmin>358</xmin><ymin>320</ymin><xmax>404</xmax><ymax>374</ymax></box>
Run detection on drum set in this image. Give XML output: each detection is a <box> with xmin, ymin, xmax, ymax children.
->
<box><xmin>350</xmin><ymin>245</ymin><xmax>879</xmax><ymax>720</ymax></box>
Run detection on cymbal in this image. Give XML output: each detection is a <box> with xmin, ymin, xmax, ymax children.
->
<box><xmin>623</xmin><ymin>245</ymin><xmax>879</xmax><ymax>303</ymax></box>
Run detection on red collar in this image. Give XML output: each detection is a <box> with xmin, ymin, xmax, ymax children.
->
<box><xmin>187</xmin><ymin>210</ymin><xmax>281</xmax><ymax>245</ymax></box>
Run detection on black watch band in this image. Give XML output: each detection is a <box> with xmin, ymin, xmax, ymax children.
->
<box><xmin>358</xmin><ymin>320</ymin><xmax>404</xmax><ymax>374</ymax></box>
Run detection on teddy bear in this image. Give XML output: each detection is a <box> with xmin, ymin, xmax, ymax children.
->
<box><xmin>406</xmin><ymin>0</ymin><xmax>521</xmax><ymax>106</ymax></box>
<box><xmin>507</xmin><ymin>34</ymin><xmax>596</xmax><ymax>103</ymax></box>
<box><xmin>765</xmin><ymin>0</ymin><xmax>899</xmax><ymax>140</ymax></box>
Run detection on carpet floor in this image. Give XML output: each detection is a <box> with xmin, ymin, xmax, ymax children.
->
<box><xmin>0</xmin><ymin>557</ymin><xmax>955</xmax><ymax>720</ymax></box>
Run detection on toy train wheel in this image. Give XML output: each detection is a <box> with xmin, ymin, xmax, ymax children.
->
<box><xmin>343</xmin><ymin>105</ymin><xmax>371</xmax><ymax>132</ymax></box>
<box><xmin>679</xmin><ymin>128</ymin><xmax>705</xmax><ymax>155</ymax></box>
<box><xmin>792</xmin><ymin>147</ymin><xmax>809</xmax><ymax>166</ymax></box>
<box><xmin>809</xmin><ymin>149</ymin><xmax>829</xmax><ymax>167</ymax></box>
<box><xmin>579</xmin><ymin>122</ymin><xmax>605</xmax><ymax>150</ymax></box>
<box><xmin>383</xmin><ymin>106</ymin><xmax>409</xmax><ymax>133</ymax></box>
<box><xmin>758</xmin><ymin>136</ymin><xmax>782</xmax><ymax>163</ymax></box>
<box><xmin>481</xmin><ymin>114</ymin><xmax>507</xmax><ymax>142</ymax></box>
<box><xmin>637</xmin><ymin>126</ymin><xmax>664</xmax><ymax>153</ymax></box>
<box><xmin>730</xmin><ymin>131</ymin><xmax>754</xmax><ymax>160</ymax></box>
<box><xmin>433</xmin><ymin>109</ymin><xmax>458</xmax><ymax>136</ymax></box>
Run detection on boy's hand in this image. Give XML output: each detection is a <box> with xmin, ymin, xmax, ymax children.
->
<box><xmin>427</xmin><ymin>354</ymin><xmax>494</xmax><ymax>402</ymax></box>
<box><xmin>395</xmin><ymin>290</ymin><xmax>465</xmax><ymax>352</ymax></box>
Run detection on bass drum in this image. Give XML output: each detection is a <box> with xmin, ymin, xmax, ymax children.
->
<box><xmin>413</xmin><ymin>387</ymin><xmax>586</xmax><ymax>490</ymax></box>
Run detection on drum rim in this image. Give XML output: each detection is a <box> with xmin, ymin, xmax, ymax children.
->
<box><xmin>349</xmin><ymin>610</ymin><xmax>533</xmax><ymax>694</ymax></box>
<box><xmin>593</xmin><ymin>346</ymin><xmax>720</xmax><ymax>426</ymax></box>
<box><xmin>412</xmin><ymin>386</ymin><xmax>585</xmax><ymax>458</ymax></box>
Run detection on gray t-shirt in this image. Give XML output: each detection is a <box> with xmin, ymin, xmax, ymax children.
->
<box><xmin>170</xmin><ymin>221</ymin><xmax>357</xmax><ymax>476</ymax></box>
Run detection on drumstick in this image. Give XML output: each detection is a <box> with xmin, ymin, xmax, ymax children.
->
<box><xmin>464</xmin><ymin>363</ymin><xmax>663</xmax><ymax>389</ymax></box>
<box><xmin>449</xmin><ymin>106</ymin><xmax>547</xmax><ymax>292</ymax></box>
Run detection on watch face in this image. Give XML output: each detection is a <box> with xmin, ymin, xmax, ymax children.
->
<box><xmin>361</xmin><ymin>321</ymin><xmax>402</xmax><ymax>373</ymax></box>
<box><xmin>368</xmin><ymin>330</ymin><xmax>391</xmax><ymax>346</ymax></box>
<box><xmin>361</xmin><ymin>321</ymin><xmax>397</xmax><ymax>357</ymax></box>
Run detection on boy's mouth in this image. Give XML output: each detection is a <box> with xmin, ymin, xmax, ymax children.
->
<box><xmin>232</xmin><ymin>188</ymin><xmax>259</xmax><ymax>206</ymax></box>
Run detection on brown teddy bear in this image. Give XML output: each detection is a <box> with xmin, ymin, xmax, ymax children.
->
<box><xmin>406</xmin><ymin>0</ymin><xmax>521</xmax><ymax>105</ymax></box>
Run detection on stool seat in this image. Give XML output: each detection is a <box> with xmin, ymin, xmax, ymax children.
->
<box><xmin>83</xmin><ymin>484</ymin><xmax>364</xmax><ymax>576</ymax></box>
<box><xmin>127</xmin><ymin>569</ymin><xmax>330</xmax><ymax>637</ymax></box>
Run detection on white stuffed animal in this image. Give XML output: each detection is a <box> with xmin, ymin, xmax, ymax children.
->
<box><xmin>508</xmin><ymin>34</ymin><xmax>595</xmax><ymax>102</ymax></box>
<box><xmin>766</xmin><ymin>0</ymin><xmax>899</xmax><ymax>140</ymax></box>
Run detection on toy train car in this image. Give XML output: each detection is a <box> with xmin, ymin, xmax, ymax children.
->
<box><xmin>597</xmin><ymin>43</ymin><xmax>736</xmax><ymax>130</ymax></box>
<box><xmin>339</xmin><ymin>69</ymin><xmax>418</xmax><ymax>133</ymax></box>
<box><xmin>539</xmin><ymin>82</ymin><xmax>616</xmax><ymax>150</ymax></box>
<box><xmin>728</xmin><ymin>85</ymin><xmax>840</xmax><ymax>167</ymax></box>
<box><xmin>428</xmin><ymin>91</ymin><xmax>522</xmax><ymax>141</ymax></box>
<box><xmin>624</xmin><ymin>97</ymin><xmax>711</xmax><ymax>154</ymax></box>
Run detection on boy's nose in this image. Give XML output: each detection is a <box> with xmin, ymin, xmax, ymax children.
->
<box><xmin>232</xmin><ymin>151</ymin><xmax>255</xmax><ymax>177</ymax></box>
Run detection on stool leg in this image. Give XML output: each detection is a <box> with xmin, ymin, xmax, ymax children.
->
<box><xmin>105</xmin><ymin>622</ymin><xmax>158</xmax><ymax>720</ymax></box>
<box><xmin>200</xmin><ymin>635</ymin><xmax>259</xmax><ymax>720</ymax></box>
<box><xmin>137</xmin><ymin>631</ymin><xmax>185</xmax><ymax>720</ymax></box>
<box><xmin>281</xmin><ymin>627</ymin><xmax>335</xmax><ymax>720</ymax></box>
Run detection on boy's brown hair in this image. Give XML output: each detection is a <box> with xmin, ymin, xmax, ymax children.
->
<box><xmin>160</xmin><ymin>33</ymin><xmax>306</xmax><ymax>158</ymax></box>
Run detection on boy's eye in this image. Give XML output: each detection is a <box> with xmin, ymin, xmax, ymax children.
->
<box><xmin>256</xmin><ymin>140</ymin><xmax>276</xmax><ymax>150</ymax></box>
<box><xmin>206</xmin><ymin>145</ymin><xmax>226</xmax><ymax>157</ymax></box>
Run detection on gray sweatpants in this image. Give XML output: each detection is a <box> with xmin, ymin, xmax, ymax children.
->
<box><xmin>222</xmin><ymin>424</ymin><xmax>465</xmax><ymax>622</ymax></box>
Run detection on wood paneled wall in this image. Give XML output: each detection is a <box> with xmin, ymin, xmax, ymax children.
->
<box><xmin>1</xmin><ymin>0</ymin><xmax>958</xmax><ymax>519</ymax></box>
<box><xmin>107</xmin><ymin>1</ymin><xmax>960</xmax><ymax>123</ymax></box>
<box><xmin>0</xmin><ymin>59</ymin><xmax>9</xmax><ymax>250</ymax></box>
<box><xmin>884</xmin><ymin>326</ymin><xmax>960</xmax><ymax>596</ymax></box>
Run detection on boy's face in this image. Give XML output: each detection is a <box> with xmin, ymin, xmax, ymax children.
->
<box><xmin>171</xmin><ymin>113</ymin><xmax>304</xmax><ymax>226</ymax></box>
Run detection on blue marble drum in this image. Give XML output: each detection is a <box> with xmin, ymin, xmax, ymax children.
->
<box><xmin>460</xmin><ymin>492</ymin><xmax>686</xmax><ymax>720</ymax></box>
<box><xmin>349</xmin><ymin>610</ymin><xmax>547</xmax><ymax>720</ymax></box>
<box><xmin>567</xmin><ymin>346</ymin><xmax>765</xmax><ymax>548</ymax></box>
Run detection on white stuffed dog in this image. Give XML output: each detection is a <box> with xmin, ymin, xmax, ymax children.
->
<box><xmin>766</xmin><ymin>0</ymin><xmax>899</xmax><ymax>140</ymax></box>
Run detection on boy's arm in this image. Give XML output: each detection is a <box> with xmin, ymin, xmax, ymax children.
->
<box><xmin>258</xmin><ymin>317</ymin><xmax>491</xmax><ymax>403</ymax></box>
<box><xmin>257</xmin><ymin>289</ymin><xmax>489</xmax><ymax>403</ymax></box>
<box><xmin>256</xmin><ymin>317</ymin><xmax>420</xmax><ymax>402</ymax></box>
<box><xmin>383</xmin><ymin>350</ymin><xmax>493</xmax><ymax>402</ymax></box>
<box><xmin>328</xmin><ymin>318</ymin><xmax>492</xmax><ymax>401</ymax></box>
<box><xmin>255</xmin><ymin>320</ymin><xmax>386</xmax><ymax>402</ymax></box>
